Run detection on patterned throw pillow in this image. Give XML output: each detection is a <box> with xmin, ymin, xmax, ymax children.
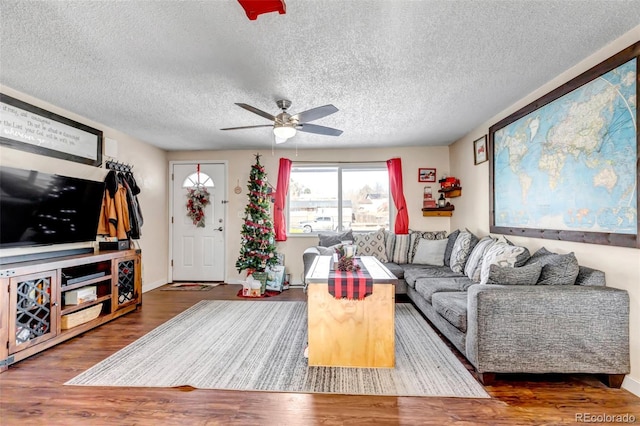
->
<box><xmin>449</xmin><ymin>230</ymin><xmax>479</xmax><ymax>274</ymax></box>
<box><xmin>504</xmin><ymin>237</ymin><xmax>531</xmax><ymax>266</ymax></box>
<box><xmin>486</xmin><ymin>262</ymin><xmax>543</xmax><ymax>285</ymax></box>
<box><xmin>411</xmin><ymin>238</ymin><xmax>448</xmax><ymax>265</ymax></box>
<box><xmin>526</xmin><ymin>247</ymin><xmax>579</xmax><ymax>285</ymax></box>
<box><xmin>464</xmin><ymin>236</ymin><xmax>496</xmax><ymax>282</ymax></box>
<box><xmin>408</xmin><ymin>230</ymin><xmax>447</xmax><ymax>263</ymax></box>
<box><xmin>443</xmin><ymin>229</ymin><xmax>460</xmax><ymax>267</ymax></box>
<box><xmin>384</xmin><ymin>230</ymin><xmax>396</xmax><ymax>261</ymax></box>
<box><xmin>479</xmin><ymin>241</ymin><xmax>530</xmax><ymax>285</ymax></box>
<box><xmin>353</xmin><ymin>228</ymin><xmax>388</xmax><ymax>262</ymax></box>
<box><xmin>387</xmin><ymin>233</ymin><xmax>412</xmax><ymax>264</ymax></box>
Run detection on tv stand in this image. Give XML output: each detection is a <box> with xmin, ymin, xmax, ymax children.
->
<box><xmin>0</xmin><ymin>249</ymin><xmax>142</xmax><ymax>372</ymax></box>
<box><xmin>0</xmin><ymin>247</ymin><xmax>94</xmax><ymax>266</ymax></box>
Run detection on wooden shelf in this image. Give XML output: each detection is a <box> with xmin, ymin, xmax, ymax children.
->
<box><xmin>422</xmin><ymin>205</ymin><xmax>454</xmax><ymax>217</ymax></box>
<box><xmin>61</xmin><ymin>295</ymin><xmax>111</xmax><ymax>315</ymax></box>
<box><xmin>60</xmin><ymin>275</ymin><xmax>112</xmax><ymax>292</ymax></box>
<box><xmin>438</xmin><ymin>186</ymin><xmax>462</xmax><ymax>198</ymax></box>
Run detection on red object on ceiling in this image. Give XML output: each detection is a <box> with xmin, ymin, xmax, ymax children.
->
<box><xmin>237</xmin><ymin>0</ymin><xmax>286</xmax><ymax>20</ymax></box>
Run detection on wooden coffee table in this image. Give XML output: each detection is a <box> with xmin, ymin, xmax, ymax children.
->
<box><xmin>305</xmin><ymin>256</ymin><xmax>397</xmax><ymax>368</ymax></box>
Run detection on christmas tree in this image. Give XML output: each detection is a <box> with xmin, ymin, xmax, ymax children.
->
<box><xmin>236</xmin><ymin>154</ymin><xmax>279</xmax><ymax>273</ymax></box>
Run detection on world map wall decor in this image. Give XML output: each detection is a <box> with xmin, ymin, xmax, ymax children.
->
<box><xmin>488</xmin><ymin>42</ymin><xmax>639</xmax><ymax>248</ymax></box>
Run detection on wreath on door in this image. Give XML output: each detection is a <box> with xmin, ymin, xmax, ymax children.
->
<box><xmin>186</xmin><ymin>187</ymin><xmax>211</xmax><ymax>227</ymax></box>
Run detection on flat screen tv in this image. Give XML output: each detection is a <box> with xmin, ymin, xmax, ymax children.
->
<box><xmin>0</xmin><ymin>166</ymin><xmax>105</xmax><ymax>248</ymax></box>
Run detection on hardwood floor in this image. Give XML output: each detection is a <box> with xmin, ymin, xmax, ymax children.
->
<box><xmin>1</xmin><ymin>284</ymin><xmax>639</xmax><ymax>425</ymax></box>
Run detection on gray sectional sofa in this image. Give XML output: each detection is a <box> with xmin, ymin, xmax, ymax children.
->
<box><xmin>302</xmin><ymin>229</ymin><xmax>630</xmax><ymax>387</ymax></box>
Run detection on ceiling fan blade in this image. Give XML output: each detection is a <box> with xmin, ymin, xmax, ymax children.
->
<box><xmin>290</xmin><ymin>104</ymin><xmax>338</xmax><ymax>123</ymax></box>
<box><xmin>220</xmin><ymin>125</ymin><xmax>273</xmax><ymax>131</ymax></box>
<box><xmin>297</xmin><ymin>123</ymin><xmax>343</xmax><ymax>136</ymax></box>
<box><xmin>235</xmin><ymin>103</ymin><xmax>276</xmax><ymax>121</ymax></box>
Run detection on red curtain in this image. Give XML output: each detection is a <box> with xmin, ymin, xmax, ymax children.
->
<box><xmin>387</xmin><ymin>158</ymin><xmax>409</xmax><ymax>234</ymax></box>
<box><xmin>274</xmin><ymin>157</ymin><xmax>292</xmax><ymax>241</ymax></box>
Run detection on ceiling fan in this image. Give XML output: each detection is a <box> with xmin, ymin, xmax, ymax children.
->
<box><xmin>220</xmin><ymin>99</ymin><xmax>343</xmax><ymax>143</ymax></box>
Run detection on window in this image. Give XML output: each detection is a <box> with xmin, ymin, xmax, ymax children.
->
<box><xmin>287</xmin><ymin>163</ymin><xmax>391</xmax><ymax>234</ymax></box>
<box><xmin>182</xmin><ymin>172</ymin><xmax>214</xmax><ymax>189</ymax></box>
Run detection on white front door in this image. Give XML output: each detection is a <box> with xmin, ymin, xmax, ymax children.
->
<box><xmin>171</xmin><ymin>163</ymin><xmax>226</xmax><ymax>281</ymax></box>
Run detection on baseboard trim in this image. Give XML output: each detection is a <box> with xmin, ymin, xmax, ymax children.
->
<box><xmin>143</xmin><ymin>279</ymin><xmax>167</xmax><ymax>293</ymax></box>
<box><xmin>622</xmin><ymin>375</ymin><xmax>640</xmax><ymax>397</ymax></box>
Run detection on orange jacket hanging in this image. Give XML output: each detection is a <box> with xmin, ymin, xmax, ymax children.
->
<box><xmin>98</xmin><ymin>181</ymin><xmax>131</xmax><ymax>240</ymax></box>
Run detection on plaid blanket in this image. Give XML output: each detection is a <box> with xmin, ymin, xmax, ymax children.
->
<box><xmin>328</xmin><ymin>259</ymin><xmax>373</xmax><ymax>300</ymax></box>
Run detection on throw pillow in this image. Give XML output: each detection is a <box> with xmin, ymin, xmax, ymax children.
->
<box><xmin>316</xmin><ymin>244</ymin><xmax>341</xmax><ymax>256</ymax></box>
<box><xmin>443</xmin><ymin>229</ymin><xmax>460</xmax><ymax>267</ymax></box>
<box><xmin>486</xmin><ymin>262</ymin><xmax>543</xmax><ymax>285</ymax></box>
<box><xmin>526</xmin><ymin>247</ymin><xmax>579</xmax><ymax>285</ymax></box>
<box><xmin>504</xmin><ymin>237</ymin><xmax>531</xmax><ymax>266</ymax></box>
<box><xmin>409</xmin><ymin>230</ymin><xmax>447</xmax><ymax>262</ymax></box>
<box><xmin>384</xmin><ymin>230</ymin><xmax>396</xmax><ymax>262</ymax></box>
<box><xmin>479</xmin><ymin>241</ymin><xmax>531</xmax><ymax>285</ymax></box>
<box><xmin>390</xmin><ymin>233</ymin><xmax>412</xmax><ymax>264</ymax></box>
<box><xmin>353</xmin><ymin>228</ymin><xmax>388</xmax><ymax>262</ymax></box>
<box><xmin>318</xmin><ymin>230</ymin><xmax>354</xmax><ymax>247</ymax></box>
<box><xmin>411</xmin><ymin>238</ymin><xmax>448</xmax><ymax>266</ymax></box>
<box><xmin>464</xmin><ymin>236</ymin><xmax>496</xmax><ymax>282</ymax></box>
<box><xmin>449</xmin><ymin>229</ymin><xmax>479</xmax><ymax>274</ymax></box>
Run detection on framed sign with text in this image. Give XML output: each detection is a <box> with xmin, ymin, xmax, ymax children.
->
<box><xmin>0</xmin><ymin>94</ymin><xmax>102</xmax><ymax>166</ymax></box>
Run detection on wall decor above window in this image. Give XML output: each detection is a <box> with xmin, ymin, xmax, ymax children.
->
<box><xmin>0</xmin><ymin>93</ymin><xmax>102</xmax><ymax>166</ymax></box>
<box><xmin>489</xmin><ymin>42</ymin><xmax>639</xmax><ymax>248</ymax></box>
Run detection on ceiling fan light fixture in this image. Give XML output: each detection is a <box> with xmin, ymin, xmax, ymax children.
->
<box><xmin>273</xmin><ymin>123</ymin><xmax>296</xmax><ymax>139</ymax></box>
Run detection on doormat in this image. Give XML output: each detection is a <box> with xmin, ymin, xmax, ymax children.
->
<box><xmin>161</xmin><ymin>282</ymin><xmax>221</xmax><ymax>291</ymax></box>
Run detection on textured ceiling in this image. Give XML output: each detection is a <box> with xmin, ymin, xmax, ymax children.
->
<box><xmin>1</xmin><ymin>1</ymin><xmax>639</xmax><ymax>151</ymax></box>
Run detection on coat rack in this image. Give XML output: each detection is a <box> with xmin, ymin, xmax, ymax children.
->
<box><xmin>105</xmin><ymin>160</ymin><xmax>132</xmax><ymax>173</ymax></box>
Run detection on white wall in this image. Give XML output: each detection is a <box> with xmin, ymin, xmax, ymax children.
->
<box><xmin>0</xmin><ymin>86</ymin><xmax>169</xmax><ymax>292</ymax></box>
<box><xmin>449</xmin><ymin>26</ymin><xmax>640</xmax><ymax>395</ymax></box>
<box><xmin>168</xmin><ymin>146</ymin><xmax>450</xmax><ymax>284</ymax></box>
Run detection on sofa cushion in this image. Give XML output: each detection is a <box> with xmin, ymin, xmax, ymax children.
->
<box><xmin>412</xmin><ymin>238</ymin><xmax>448</xmax><ymax>266</ymax></box>
<box><xmin>414</xmin><ymin>277</ymin><xmax>474</xmax><ymax>303</ymax></box>
<box><xmin>403</xmin><ymin>265</ymin><xmax>464</xmax><ymax>288</ymax></box>
<box><xmin>382</xmin><ymin>262</ymin><xmax>405</xmax><ymax>280</ymax></box>
<box><xmin>318</xmin><ymin>230</ymin><xmax>354</xmax><ymax>247</ymax></box>
<box><xmin>409</xmin><ymin>230</ymin><xmax>447</xmax><ymax>262</ymax></box>
<box><xmin>464</xmin><ymin>236</ymin><xmax>496</xmax><ymax>282</ymax></box>
<box><xmin>353</xmin><ymin>228</ymin><xmax>388</xmax><ymax>262</ymax></box>
<box><xmin>449</xmin><ymin>229</ymin><xmax>479</xmax><ymax>274</ymax></box>
<box><xmin>526</xmin><ymin>247</ymin><xmax>579</xmax><ymax>285</ymax></box>
<box><xmin>443</xmin><ymin>229</ymin><xmax>460</xmax><ymax>267</ymax></box>
<box><xmin>486</xmin><ymin>262</ymin><xmax>542</xmax><ymax>285</ymax></box>
<box><xmin>479</xmin><ymin>241</ymin><xmax>531</xmax><ymax>285</ymax></box>
<box><xmin>431</xmin><ymin>292</ymin><xmax>468</xmax><ymax>333</ymax></box>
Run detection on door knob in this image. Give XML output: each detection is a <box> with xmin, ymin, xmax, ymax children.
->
<box><xmin>216</xmin><ymin>227</ymin><xmax>223</xmax><ymax>231</ymax></box>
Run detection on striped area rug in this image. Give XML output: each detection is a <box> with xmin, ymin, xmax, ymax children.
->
<box><xmin>65</xmin><ymin>301</ymin><xmax>489</xmax><ymax>398</ymax></box>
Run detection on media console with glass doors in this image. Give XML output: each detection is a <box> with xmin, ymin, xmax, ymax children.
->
<box><xmin>0</xmin><ymin>249</ymin><xmax>141</xmax><ymax>372</ymax></box>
